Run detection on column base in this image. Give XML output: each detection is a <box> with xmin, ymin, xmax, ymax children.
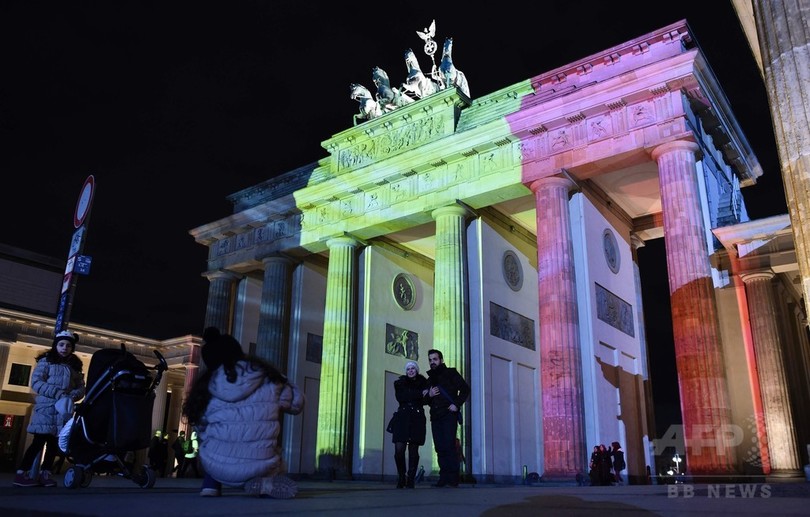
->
<box><xmin>766</xmin><ymin>469</ymin><xmax>804</xmax><ymax>480</ymax></box>
<box><xmin>539</xmin><ymin>471</ymin><xmax>581</xmax><ymax>485</ymax></box>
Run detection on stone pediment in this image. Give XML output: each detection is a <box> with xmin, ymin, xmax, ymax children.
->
<box><xmin>322</xmin><ymin>87</ymin><xmax>470</xmax><ymax>175</ymax></box>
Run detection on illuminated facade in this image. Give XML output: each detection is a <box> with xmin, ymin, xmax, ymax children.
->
<box><xmin>187</xmin><ymin>20</ymin><xmax>809</xmax><ymax>483</ymax></box>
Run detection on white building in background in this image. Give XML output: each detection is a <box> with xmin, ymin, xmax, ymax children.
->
<box><xmin>0</xmin><ymin>243</ymin><xmax>199</xmax><ymax>473</ymax></box>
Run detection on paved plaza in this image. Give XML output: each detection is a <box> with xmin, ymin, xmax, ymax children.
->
<box><xmin>1</xmin><ymin>473</ymin><xmax>808</xmax><ymax>516</ymax></box>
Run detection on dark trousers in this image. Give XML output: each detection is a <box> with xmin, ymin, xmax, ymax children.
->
<box><xmin>180</xmin><ymin>457</ymin><xmax>200</xmax><ymax>478</ymax></box>
<box><xmin>19</xmin><ymin>433</ymin><xmax>58</xmax><ymax>473</ymax></box>
<box><xmin>430</xmin><ymin>413</ymin><xmax>459</xmax><ymax>485</ymax></box>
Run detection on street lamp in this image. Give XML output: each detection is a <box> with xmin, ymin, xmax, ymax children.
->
<box><xmin>672</xmin><ymin>452</ymin><xmax>682</xmax><ymax>482</ymax></box>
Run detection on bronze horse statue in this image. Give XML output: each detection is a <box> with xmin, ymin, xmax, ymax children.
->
<box><xmin>439</xmin><ymin>37</ymin><xmax>469</xmax><ymax>97</ymax></box>
<box><xmin>350</xmin><ymin>83</ymin><xmax>382</xmax><ymax>124</ymax></box>
<box><xmin>401</xmin><ymin>48</ymin><xmax>440</xmax><ymax>99</ymax></box>
<box><xmin>372</xmin><ymin>66</ymin><xmax>413</xmax><ymax>111</ymax></box>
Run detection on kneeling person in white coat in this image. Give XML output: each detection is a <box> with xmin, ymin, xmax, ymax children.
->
<box><xmin>183</xmin><ymin>327</ymin><xmax>305</xmax><ymax>498</ymax></box>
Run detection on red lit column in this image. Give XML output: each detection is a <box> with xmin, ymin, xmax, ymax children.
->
<box><xmin>740</xmin><ymin>271</ymin><xmax>801</xmax><ymax>476</ymax></box>
<box><xmin>652</xmin><ymin>140</ymin><xmax>736</xmax><ymax>475</ymax></box>
<box><xmin>529</xmin><ymin>175</ymin><xmax>585</xmax><ymax>479</ymax></box>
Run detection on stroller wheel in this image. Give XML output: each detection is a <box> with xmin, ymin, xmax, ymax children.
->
<box><xmin>64</xmin><ymin>466</ymin><xmax>84</xmax><ymax>489</ymax></box>
<box><xmin>80</xmin><ymin>469</ymin><xmax>93</xmax><ymax>488</ymax></box>
<box><xmin>133</xmin><ymin>466</ymin><xmax>156</xmax><ymax>489</ymax></box>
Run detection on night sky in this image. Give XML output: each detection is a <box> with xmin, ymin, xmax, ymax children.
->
<box><xmin>1</xmin><ymin>2</ymin><xmax>786</xmax><ymax>430</ymax></box>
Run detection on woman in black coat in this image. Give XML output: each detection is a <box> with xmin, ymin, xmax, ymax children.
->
<box><xmin>391</xmin><ymin>361</ymin><xmax>429</xmax><ymax>488</ymax></box>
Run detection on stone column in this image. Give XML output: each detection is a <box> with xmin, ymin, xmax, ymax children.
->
<box><xmin>255</xmin><ymin>254</ymin><xmax>294</xmax><ymax>371</ymax></box>
<box><xmin>741</xmin><ymin>271</ymin><xmax>801</xmax><ymax>476</ymax></box>
<box><xmin>652</xmin><ymin>140</ymin><xmax>736</xmax><ymax>475</ymax></box>
<box><xmin>430</xmin><ymin>204</ymin><xmax>470</xmax><ymax>375</ymax></box>
<box><xmin>202</xmin><ymin>269</ymin><xmax>241</xmax><ymax>333</ymax></box>
<box><xmin>529</xmin><ymin>175</ymin><xmax>585</xmax><ymax>479</ymax></box>
<box><xmin>752</xmin><ymin>0</ymin><xmax>810</xmax><ymax>314</ymax></box>
<box><xmin>630</xmin><ymin>234</ymin><xmax>650</xmax><ymax>378</ymax></box>
<box><xmin>631</xmin><ymin>234</ymin><xmax>655</xmax><ymax>477</ymax></box>
<box><xmin>178</xmin><ymin>343</ymin><xmax>201</xmax><ymax>435</ymax></box>
<box><xmin>315</xmin><ymin>235</ymin><xmax>359</xmax><ymax>478</ymax></box>
<box><xmin>0</xmin><ymin>344</ymin><xmax>9</xmax><ymax>388</ymax></box>
<box><xmin>151</xmin><ymin>371</ymin><xmax>169</xmax><ymax>434</ymax></box>
<box><xmin>431</xmin><ymin>204</ymin><xmax>471</xmax><ymax>474</ymax></box>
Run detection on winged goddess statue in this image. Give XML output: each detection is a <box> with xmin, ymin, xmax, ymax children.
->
<box><xmin>416</xmin><ymin>20</ymin><xmax>437</xmax><ymax>56</ymax></box>
<box><xmin>416</xmin><ymin>19</ymin><xmax>439</xmax><ymax>78</ymax></box>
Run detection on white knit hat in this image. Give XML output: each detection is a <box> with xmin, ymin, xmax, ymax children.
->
<box><xmin>405</xmin><ymin>361</ymin><xmax>419</xmax><ymax>374</ymax></box>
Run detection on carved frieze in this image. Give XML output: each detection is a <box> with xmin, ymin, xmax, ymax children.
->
<box><xmin>629</xmin><ymin>101</ymin><xmax>656</xmax><ymax>128</ymax></box>
<box><xmin>336</xmin><ymin>115</ymin><xmax>445</xmax><ymax>172</ymax></box>
<box><xmin>388</xmin><ymin>177</ymin><xmax>414</xmax><ymax>205</ymax></box>
<box><xmin>587</xmin><ymin>115</ymin><xmax>613</xmax><ymax>142</ymax></box>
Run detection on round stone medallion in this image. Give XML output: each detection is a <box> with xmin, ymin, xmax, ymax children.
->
<box><xmin>603</xmin><ymin>228</ymin><xmax>620</xmax><ymax>274</ymax></box>
<box><xmin>502</xmin><ymin>250</ymin><xmax>523</xmax><ymax>291</ymax></box>
<box><xmin>392</xmin><ymin>273</ymin><xmax>416</xmax><ymax>310</ymax></box>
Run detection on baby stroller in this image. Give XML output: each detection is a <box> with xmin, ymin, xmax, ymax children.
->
<box><xmin>60</xmin><ymin>344</ymin><xmax>168</xmax><ymax>489</ymax></box>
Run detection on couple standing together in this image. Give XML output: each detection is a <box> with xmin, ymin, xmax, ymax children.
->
<box><xmin>390</xmin><ymin>349</ymin><xmax>470</xmax><ymax>488</ymax></box>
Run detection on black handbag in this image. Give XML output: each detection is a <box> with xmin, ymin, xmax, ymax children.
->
<box><xmin>386</xmin><ymin>411</ymin><xmax>397</xmax><ymax>433</ymax></box>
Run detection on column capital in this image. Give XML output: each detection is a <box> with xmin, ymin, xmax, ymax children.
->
<box><xmin>630</xmin><ymin>233</ymin><xmax>646</xmax><ymax>250</ymax></box>
<box><xmin>650</xmin><ymin>139</ymin><xmax>699</xmax><ymax>161</ymax></box>
<box><xmin>740</xmin><ymin>270</ymin><xmax>775</xmax><ymax>284</ymax></box>
<box><xmin>326</xmin><ymin>234</ymin><xmax>360</xmax><ymax>249</ymax></box>
<box><xmin>528</xmin><ymin>174</ymin><xmax>575</xmax><ymax>194</ymax></box>
<box><xmin>431</xmin><ymin>203</ymin><xmax>472</xmax><ymax>220</ymax></box>
<box><xmin>257</xmin><ymin>252</ymin><xmax>294</xmax><ymax>266</ymax></box>
<box><xmin>201</xmin><ymin>269</ymin><xmax>241</xmax><ymax>282</ymax></box>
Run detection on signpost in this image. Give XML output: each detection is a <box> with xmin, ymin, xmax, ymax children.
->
<box><xmin>55</xmin><ymin>175</ymin><xmax>95</xmax><ymax>333</ymax></box>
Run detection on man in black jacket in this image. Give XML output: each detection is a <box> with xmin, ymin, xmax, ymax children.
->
<box><xmin>426</xmin><ymin>348</ymin><xmax>470</xmax><ymax>487</ymax></box>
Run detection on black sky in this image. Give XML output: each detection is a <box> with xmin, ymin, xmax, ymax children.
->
<box><xmin>1</xmin><ymin>0</ymin><xmax>784</xmax><ymax>375</ymax></box>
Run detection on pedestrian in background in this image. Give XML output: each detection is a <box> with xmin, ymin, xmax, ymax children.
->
<box><xmin>597</xmin><ymin>444</ymin><xmax>612</xmax><ymax>485</ymax></box>
<box><xmin>389</xmin><ymin>361</ymin><xmax>429</xmax><ymax>488</ymax></box>
<box><xmin>171</xmin><ymin>430</ymin><xmax>186</xmax><ymax>476</ymax></box>
<box><xmin>180</xmin><ymin>431</ymin><xmax>200</xmax><ymax>478</ymax></box>
<box><xmin>425</xmin><ymin>349</ymin><xmax>470</xmax><ymax>488</ymax></box>
<box><xmin>611</xmin><ymin>441</ymin><xmax>625</xmax><ymax>485</ymax></box>
<box><xmin>148</xmin><ymin>429</ymin><xmax>168</xmax><ymax>477</ymax></box>
<box><xmin>13</xmin><ymin>330</ymin><xmax>85</xmax><ymax>488</ymax></box>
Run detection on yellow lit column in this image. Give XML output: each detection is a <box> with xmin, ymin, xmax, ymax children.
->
<box><xmin>431</xmin><ymin>204</ymin><xmax>470</xmax><ymax>375</ymax></box>
<box><xmin>431</xmin><ymin>204</ymin><xmax>471</xmax><ymax>475</ymax></box>
<box><xmin>255</xmin><ymin>255</ymin><xmax>294</xmax><ymax>370</ymax></box>
<box><xmin>202</xmin><ymin>269</ymin><xmax>240</xmax><ymax>333</ymax></box>
<box><xmin>529</xmin><ymin>175</ymin><xmax>585</xmax><ymax>480</ymax></box>
<box><xmin>315</xmin><ymin>235</ymin><xmax>359</xmax><ymax>479</ymax></box>
<box><xmin>740</xmin><ymin>271</ymin><xmax>801</xmax><ymax>476</ymax></box>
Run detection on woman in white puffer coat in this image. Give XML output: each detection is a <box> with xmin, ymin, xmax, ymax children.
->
<box><xmin>183</xmin><ymin>327</ymin><xmax>304</xmax><ymax>498</ymax></box>
<box><xmin>13</xmin><ymin>330</ymin><xmax>85</xmax><ymax>487</ymax></box>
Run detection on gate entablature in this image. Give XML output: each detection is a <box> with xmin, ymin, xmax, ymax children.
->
<box><xmin>323</xmin><ymin>86</ymin><xmax>470</xmax><ymax>175</ymax></box>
